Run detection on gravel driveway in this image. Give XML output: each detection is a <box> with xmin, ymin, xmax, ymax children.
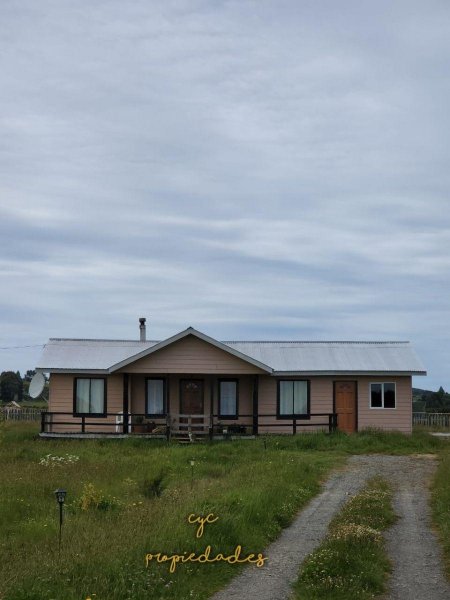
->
<box><xmin>211</xmin><ymin>454</ymin><xmax>450</xmax><ymax>600</ymax></box>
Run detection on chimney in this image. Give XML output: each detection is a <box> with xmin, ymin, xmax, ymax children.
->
<box><xmin>139</xmin><ymin>317</ymin><xmax>146</xmax><ymax>342</ymax></box>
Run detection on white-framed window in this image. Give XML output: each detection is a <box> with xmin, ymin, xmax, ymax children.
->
<box><xmin>146</xmin><ymin>378</ymin><xmax>166</xmax><ymax>416</ymax></box>
<box><xmin>278</xmin><ymin>380</ymin><xmax>310</xmax><ymax>418</ymax></box>
<box><xmin>74</xmin><ymin>378</ymin><xmax>106</xmax><ymax>415</ymax></box>
<box><xmin>219</xmin><ymin>379</ymin><xmax>238</xmax><ymax>418</ymax></box>
<box><xmin>370</xmin><ymin>382</ymin><xmax>396</xmax><ymax>409</ymax></box>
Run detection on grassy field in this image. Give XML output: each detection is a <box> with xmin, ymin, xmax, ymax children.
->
<box><xmin>0</xmin><ymin>423</ymin><xmax>446</xmax><ymax>600</ymax></box>
<box><xmin>293</xmin><ymin>477</ymin><xmax>396</xmax><ymax>599</ymax></box>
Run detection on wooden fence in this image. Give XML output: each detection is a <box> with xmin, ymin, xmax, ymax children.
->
<box><xmin>0</xmin><ymin>407</ymin><xmax>44</xmax><ymax>422</ymax></box>
<box><xmin>413</xmin><ymin>412</ymin><xmax>450</xmax><ymax>428</ymax></box>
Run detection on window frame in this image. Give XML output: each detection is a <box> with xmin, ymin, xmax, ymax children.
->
<box><xmin>145</xmin><ymin>377</ymin><xmax>167</xmax><ymax>418</ymax></box>
<box><xmin>276</xmin><ymin>379</ymin><xmax>311</xmax><ymax>419</ymax></box>
<box><xmin>218</xmin><ymin>378</ymin><xmax>239</xmax><ymax>420</ymax></box>
<box><xmin>73</xmin><ymin>377</ymin><xmax>107</xmax><ymax>417</ymax></box>
<box><xmin>369</xmin><ymin>382</ymin><xmax>396</xmax><ymax>409</ymax></box>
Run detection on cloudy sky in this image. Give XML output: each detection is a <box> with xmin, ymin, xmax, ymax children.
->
<box><xmin>1</xmin><ymin>0</ymin><xmax>449</xmax><ymax>390</ymax></box>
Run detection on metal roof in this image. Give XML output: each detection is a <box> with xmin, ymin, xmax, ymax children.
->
<box><xmin>225</xmin><ymin>341</ymin><xmax>426</xmax><ymax>374</ymax></box>
<box><xmin>36</xmin><ymin>327</ymin><xmax>427</xmax><ymax>375</ymax></box>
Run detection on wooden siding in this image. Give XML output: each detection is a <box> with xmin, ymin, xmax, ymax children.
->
<box><xmin>46</xmin><ymin>371</ymin><xmax>412</xmax><ymax>435</ymax></box>
<box><xmin>130</xmin><ymin>374</ymin><xmax>254</xmax><ymax>428</ymax></box>
<box><xmin>258</xmin><ymin>375</ymin><xmax>412</xmax><ymax>434</ymax></box>
<box><xmin>117</xmin><ymin>335</ymin><xmax>266</xmax><ymax>374</ymax></box>
<box><xmin>258</xmin><ymin>376</ymin><xmax>334</xmax><ymax>433</ymax></box>
<box><xmin>48</xmin><ymin>373</ymin><xmax>123</xmax><ymax>433</ymax></box>
<box><xmin>357</xmin><ymin>375</ymin><xmax>412</xmax><ymax>434</ymax></box>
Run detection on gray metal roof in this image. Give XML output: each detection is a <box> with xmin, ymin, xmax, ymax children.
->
<box><xmin>226</xmin><ymin>341</ymin><xmax>426</xmax><ymax>374</ymax></box>
<box><xmin>36</xmin><ymin>327</ymin><xmax>426</xmax><ymax>375</ymax></box>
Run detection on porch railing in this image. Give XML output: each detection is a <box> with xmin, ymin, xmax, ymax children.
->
<box><xmin>40</xmin><ymin>411</ymin><xmax>338</xmax><ymax>436</ymax></box>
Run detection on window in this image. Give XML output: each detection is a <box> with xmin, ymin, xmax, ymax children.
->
<box><xmin>277</xmin><ymin>380</ymin><xmax>310</xmax><ymax>418</ymax></box>
<box><xmin>370</xmin><ymin>382</ymin><xmax>396</xmax><ymax>409</ymax></box>
<box><xmin>219</xmin><ymin>379</ymin><xmax>238</xmax><ymax>419</ymax></box>
<box><xmin>146</xmin><ymin>378</ymin><xmax>166</xmax><ymax>416</ymax></box>
<box><xmin>74</xmin><ymin>378</ymin><xmax>106</xmax><ymax>416</ymax></box>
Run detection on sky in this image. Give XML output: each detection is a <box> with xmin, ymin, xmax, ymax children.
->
<box><xmin>0</xmin><ymin>0</ymin><xmax>449</xmax><ymax>390</ymax></box>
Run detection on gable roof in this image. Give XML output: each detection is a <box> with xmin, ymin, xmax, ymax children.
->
<box><xmin>36</xmin><ymin>326</ymin><xmax>427</xmax><ymax>375</ymax></box>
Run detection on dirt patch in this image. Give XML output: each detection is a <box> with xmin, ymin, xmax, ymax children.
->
<box><xmin>211</xmin><ymin>455</ymin><xmax>450</xmax><ymax>600</ymax></box>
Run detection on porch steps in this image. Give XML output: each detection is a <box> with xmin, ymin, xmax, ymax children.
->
<box><xmin>170</xmin><ymin>430</ymin><xmax>210</xmax><ymax>444</ymax></box>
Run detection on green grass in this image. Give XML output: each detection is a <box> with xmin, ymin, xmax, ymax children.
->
<box><xmin>261</xmin><ymin>427</ymin><xmax>443</xmax><ymax>454</ymax></box>
<box><xmin>431</xmin><ymin>445</ymin><xmax>450</xmax><ymax>578</ymax></box>
<box><xmin>293</xmin><ymin>478</ymin><xmax>396</xmax><ymax>600</ymax></box>
<box><xmin>0</xmin><ymin>423</ymin><xmax>341</xmax><ymax>600</ymax></box>
<box><xmin>0</xmin><ymin>423</ymin><xmax>445</xmax><ymax>600</ymax></box>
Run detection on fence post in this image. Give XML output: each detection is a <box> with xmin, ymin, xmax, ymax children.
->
<box><xmin>41</xmin><ymin>411</ymin><xmax>46</xmax><ymax>433</ymax></box>
<box><xmin>293</xmin><ymin>419</ymin><xmax>297</xmax><ymax>435</ymax></box>
<box><xmin>81</xmin><ymin>416</ymin><xmax>85</xmax><ymax>434</ymax></box>
<box><xmin>165</xmin><ymin>414</ymin><xmax>170</xmax><ymax>442</ymax></box>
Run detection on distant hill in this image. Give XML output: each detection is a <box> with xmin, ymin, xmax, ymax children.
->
<box><xmin>412</xmin><ymin>387</ymin><xmax>435</xmax><ymax>400</ymax></box>
<box><xmin>413</xmin><ymin>386</ymin><xmax>450</xmax><ymax>413</ymax></box>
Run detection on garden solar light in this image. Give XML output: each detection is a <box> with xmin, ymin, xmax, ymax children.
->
<box><xmin>54</xmin><ymin>488</ymin><xmax>67</xmax><ymax>504</ymax></box>
<box><xmin>54</xmin><ymin>488</ymin><xmax>67</xmax><ymax>555</ymax></box>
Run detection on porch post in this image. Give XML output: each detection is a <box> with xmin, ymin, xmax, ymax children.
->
<box><xmin>252</xmin><ymin>375</ymin><xmax>259</xmax><ymax>435</ymax></box>
<box><xmin>123</xmin><ymin>373</ymin><xmax>129</xmax><ymax>434</ymax></box>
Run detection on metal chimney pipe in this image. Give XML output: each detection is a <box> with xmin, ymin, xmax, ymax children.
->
<box><xmin>139</xmin><ymin>317</ymin><xmax>146</xmax><ymax>342</ymax></box>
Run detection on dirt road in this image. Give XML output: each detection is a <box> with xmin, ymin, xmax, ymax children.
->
<box><xmin>211</xmin><ymin>455</ymin><xmax>450</xmax><ymax>600</ymax></box>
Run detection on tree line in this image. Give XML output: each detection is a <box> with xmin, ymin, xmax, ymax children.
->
<box><xmin>0</xmin><ymin>370</ymin><xmax>48</xmax><ymax>403</ymax></box>
<box><xmin>413</xmin><ymin>386</ymin><xmax>450</xmax><ymax>413</ymax></box>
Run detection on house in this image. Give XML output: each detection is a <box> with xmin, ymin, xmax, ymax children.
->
<box><xmin>5</xmin><ymin>401</ymin><xmax>21</xmax><ymax>409</ymax></box>
<box><xmin>36</xmin><ymin>318</ymin><xmax>427</xmax><ymax>438</ymax></box>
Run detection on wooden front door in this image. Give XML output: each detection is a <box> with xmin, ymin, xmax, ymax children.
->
<box><xmin>334</xmin><ymin>381</ymin><xmax>357</xmax><ymax>433</ymax></box>
<box><xmin>180</xmin><ymin>379</ymin><xmax>204</xmax><ymax>415</ymax></box>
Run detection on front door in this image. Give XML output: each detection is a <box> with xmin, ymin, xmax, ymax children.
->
<box><xmin>180</xmin><ymin>379</ymin><xmax>204</xmax><ymax>414</ymax></box>
<box><xmin>334</xmin><ymin>381</ymin><xmax>357</xmax><ymax>433</ymax></box>
<box><xmin>179</xmin><ymin>379</ymin><xmax>204</xmax><ymax>433</ymax></box>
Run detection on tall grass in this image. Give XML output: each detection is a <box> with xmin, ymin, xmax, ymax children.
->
<box><xmin>0</xmin><ymin>423</ymin><xmax>339</xmax><ymax>600</ymax></box>
<box><xmin>0</xmin><ymin>423</ymin><xmax>445</xmax><ymax>599</ymax></box>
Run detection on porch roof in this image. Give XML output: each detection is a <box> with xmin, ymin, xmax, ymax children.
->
<box><xmin>36</xmin><ymin>327</ymin><xmax>426</xmax><ymax>376</ymax></box>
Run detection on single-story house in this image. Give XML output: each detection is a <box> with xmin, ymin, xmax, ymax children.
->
<box><xmin>36</xmin><ymin>318</ymin><xmax>426</xmax><ymax>438</ymax></box>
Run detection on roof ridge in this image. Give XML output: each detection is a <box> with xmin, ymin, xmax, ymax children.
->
<box><xmin>48</xmin><ymin>338</ymin><xmax>410</xmax><ymax>345</ymax></box>
<box><xmin>48</xmin><ymin>338</ymin><xmax>159</xmax><ymax>343</ymax></box>
<box><xmin>223</xmin><ymin>340</ymin><xmax>410</xmax><ymax>345</ymax></box>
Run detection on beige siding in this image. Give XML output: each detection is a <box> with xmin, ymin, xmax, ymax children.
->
<box><xmin>130</xmin><ymin>374</ymin><xmax>254</xmax><ymax>430</ymax></box>
<box><xmin>117</xmin><ymin>335</ymin><xmax>266</xmax><ymax>374</ymax></box>
<box><xmin>258</xmin><ymin>375</ymin><xmax>412</xmax><ymax>434</ymax></box>
<box><xmin>47</xmin><ymin>373</ymin><xmax>123</xmax><ymax>433</ymax></box>
<box><xmin>357</xmin><ymin>376</ymin><xmax>412</xmax><ymax>433</ymax></box>
<box><xmin>47</xmin><ymin>371</ymin><xmax>412</xmax><ymax>435</ymax></box>
<box><xmin>258</xmin><ymin>376</ymin><xmax>333</xmax><ymax>433</ymax></box>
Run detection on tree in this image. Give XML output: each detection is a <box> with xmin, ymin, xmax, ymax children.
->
<box><xmin>426</xmin><ymin>386</ymin><xmax>450</xmax><ymax>413</ymax></box>
<box><xmin>0</xmin><ymin>371</ymin><xmax>23</xmax><ymax>402</ymax></box>
<box><xmin>24</xmin><ymin>369</ymin><xmax>36</xmax><ymax>382</ymax></box>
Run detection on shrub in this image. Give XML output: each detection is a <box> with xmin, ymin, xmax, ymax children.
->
<box><xmin>72</xmin><ymin>482</ymin><xmax>123</xmax><ymax>512</ymax></box>
<box><xmin>141</xmin><ymin>472</ymin><xmax>166</xmax><ymax>498</ymax></box>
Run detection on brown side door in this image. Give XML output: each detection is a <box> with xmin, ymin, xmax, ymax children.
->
<box><xmin>334</xmin><ymin>381</ymin><xmax>357</xmax><ymax>433</ymax></box>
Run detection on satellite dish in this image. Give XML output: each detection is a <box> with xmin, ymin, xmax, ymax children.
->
<box><xmin>29</xmin><ymin>372</ymin><xmax>45</xmax><ymax>399</ymax></box>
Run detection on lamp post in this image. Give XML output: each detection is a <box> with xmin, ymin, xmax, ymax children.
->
<box><xmin>54</xmin><ymin>488</ymin><xmax>67</xmax><ymax>555</ymax></box>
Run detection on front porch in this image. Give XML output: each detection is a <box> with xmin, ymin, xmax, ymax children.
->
<box><xmin>42</xmin><ymin>371</ymin><xmax>338</xmax><ymax>439</ymax></box>
<box><xmin>40</xmin><ymin>410</ymin><xmax>338</xmax><ymax>438</ymax></box>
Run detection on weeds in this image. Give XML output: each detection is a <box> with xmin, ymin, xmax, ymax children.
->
<box><xmin>141</xmin><ymin>471</ymin><xmax>166</xmax><ymax>498</ymax></box>
<box><xmin>294</xmin><ymin>478</ymin><xmax>396</xmax><ymax>600</ymax></box>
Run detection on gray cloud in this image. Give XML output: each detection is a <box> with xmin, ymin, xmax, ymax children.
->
<box><xmin>0</xmin><ymin>0</ymin><xmax>449</xmax><ymax>389</ymax></box>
